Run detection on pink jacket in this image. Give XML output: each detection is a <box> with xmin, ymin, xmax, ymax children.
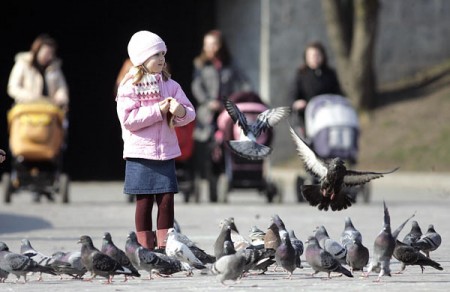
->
<box><xmin>116</xmin><ymin>75</ymin><xmax>195</xmax><ymax>160</ymax></box>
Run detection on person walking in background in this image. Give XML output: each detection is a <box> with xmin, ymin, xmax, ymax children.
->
<box><xmin>116</xmin><ymin>30</ymin><xmax>195</xmax><ymax>251</ymax></box>
<box><xmin>7</xmin><ymin>34</ymin><xmax>69</xmax><ymax>109</ymax></box>
<box><xmin>191</xmin><ymin>29</ymin><xmax>252</xmax><ymax>202</ymax></box>
<box><xmin>289</xmin><ymin>41</ymin><xmax>342</xmax><ymax>136</ymax></box>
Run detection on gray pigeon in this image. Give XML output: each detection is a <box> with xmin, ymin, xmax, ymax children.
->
<box><xmin>340</xmin><ymin>217</ymin><xmax>363</xmax><ymax>249</ymax></box>
<box><xmin>402</xmin><ymin>220</ymin><xmax>423</xmax><ymax>246</ymax></box>
<box><xmin>275</xmin><ymin>232</ymin><xmax>297</xmax><ymax>279</ymax></box>
<box><xmin>20</xmin><ymin>238</ymin><xmax>57</xmax><ymax>280</ymax></box>
<box><xmin>393</xmin><ymin>240</ymin><xmax>443</xmax><ymax>273</ymax></box>
<box><xmin>78</xmin><ymin>235</ymin><xmax>133</xmax><ymax>284</ymax></box>
<box><xmin>211</xmin><ymin>252</ymin><xmax>247</xmax><ymax>286</ymax></box>
<box><xmin>289</xmin><ymin>126</ymin><xmax>398</xmax><ymax>211</ymax></box>
<box><xmin>239</xmin><ymin>247</ymin><xmax>275</xmax><ymax>274</ymax></box>
<box><xmin>168</xmin><ymin>228</ymin><xmax>215</xmax><ymax>264</ymax></box>
<box><xmin>50</xmin><ymin>251</ymin><xmax>87</xmax><ymax>279</ymax></box>
<box><xmin>411</xmin><ymin>224</ymin><xmax>441</xmax><ymax>258</ymax></box>
<box><xmin>223</xmin><ymin>240</ymin><xmax>236</xmax><ymax>256</ymax></box>
<box><xmin>125</xmin><ymin>231</ymin><xmax>190</xmax><ymax>278</ymax></box>
<box><xmin>0</xmin><ymin>266</ymin><xmax>8</xmax><ymax>283</ymax></box>
<box><xmin>345</xmin><ymin>239</ymin><xmax>369</xmax><ymax>273</ymax></box>
<box><xmin>101</xmin><ymin>232</ymin><xmax>141</xmax><ymax>280</ymax></box>
<box><xmin>364</xmin><ymin>201</ymin><xmax>414</xmax><ymax>282</ymax></box>
<box><xmin>223</xmin><ymin>96</ymin><xmax>291</xmax><ymax>160</ymax></box>
<box><xmin>304</xmin><ymin>236</ymin><xmax>353</xmax><ymax>279</ymax></box>
<box><xmin>0</xmin><ymin>241</ymin><xmax>56</xmax><ymax>283</ymax></box>
<box><xmin>214</xmin><ymin>221</ymin><xmax>233</xmax><ymax>260</ymax></box>
<box><xmin>272</xmin><ymin>214</ymin><xmax>288</xmax><ymax>238</ymax></box>
<box><xmin>288</xmin><ymin>230</ymin><xmax>304</xmax><ymax>269</ymax></box>
<box><xmin>314</xmin><ymin>225</ymin><xmax>347</xmax><ymax>264</ymax></box>
<box><xmin>224</xmin><ymin>217</ymin><xmax>251</xmax><ymax>251</ymax></box>
<box><xmin>165</xmin><ymin>228</ymin><xmax>206</xmax><ymax>271</ymax></box>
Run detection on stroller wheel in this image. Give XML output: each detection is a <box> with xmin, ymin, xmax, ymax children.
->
<box><xmin>208</xmin><ymin>174</ymin><xmax>218</xmax><ymax>203</ymax></box>
<box><xmin>217</xmin><ymin>174</ymin><xmax>229</xmax><ymax>203</ymax></box>
<box><xmin>2</xmin><ymin>173</ymin><xmax>13</xmax><ymax>204</ymax></box>
<box><xmin>295</xmin><ymin>176</ymin><xmax>306</xmax><ymax>203</ymax></box>
<box><xmin>265</xmin><ymin>181</ymin><xmax>278</xmax><ymax>203</ymax></box>
<box><xmin>58</xmin><ymin>173</ymin><xmax>70</xmax><ymax>204</ymax></box>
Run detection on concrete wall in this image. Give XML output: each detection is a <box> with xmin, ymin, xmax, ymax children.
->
<box><xmin>216</xmin><ymin>0</ymin><xmax>450</xmax><ymax>164</ymax></box>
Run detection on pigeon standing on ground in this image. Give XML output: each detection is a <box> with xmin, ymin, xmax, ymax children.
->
<box><xmin>314</xmin><ymin>225</ymin><xmax>347</xmax><ymax>264</ymax></box>
<box><xmin>248</xmin><ymin>226</ymin><xmax>266</xmax><ymax>249</ymax></box>
<box><xmin>0</xmin><ymin>241</ymin><xmax>56</xmax><ymax>283</ymax></box>
<box><xmin>214</xmin><ymin>221</ymin><xmax>233</xmax><ymax>260</ymax></box>
<box><xmin>289</xmin><ymin>126</ymin><xmax>399</xmax><ymax>211</ymax></box>
<box><xmin>304</xmin><ymin>236</ymin><xmax>353</xmax><ymax>279</ymax></box>
<box><xmin>288</xmin><ymin>229</ymin><xmax>304</xmax><ymax>269</ymax></box>
<box><xmin>345</xmin><ymin>239</ymin><xmax>369</xmax><ymax>273</ymax></box>
<box><xmin>165</xmin><ymin>228</ymin><xmax>206</xmax><ymax>271</ymax></box>
<box><xmin>20</xmin><ymin>238</ymin><xmax>57</xmax><ymax>280</ymax></box>
<box><xmin>211</xmin><ymin>252</ymin><xmax>247</xmax><ymax>286</ymax></box>
<box><xmin>402</xmin><ymin>220</ymin><xmax>423</xmax><ymax>246</ymax></box>
<box><xmin>364</xmin><ymin>201</ymin><xmax>414</xmax><ymax>282</ymax></box>
<box><xmin>50</xmin><ymin>251</ymin><xmax>87</xmax><ymax>279</ymax></box>
<box><xmin>411</xmin><ymin>224</ymin><xmax>442</xmax><ymax>258</ymax></box>
<box><xmin>101</xmin><ymin>232</ymin><xmax>141</xmax><ymax>281</ymax></box>
<box><xmin>167</xmin><ymin>228</ymin><xmax>215</xmax><ymax>264</ymax></box>
<box><xmin>124</xmin><ymin>231</ymin><xmax>189</xmax><ymax>278</ymax></box>
<box><xmin>264</xmin><ymin>221</ymin><xmax>281</xmax><ymax>251</ymax></box>
<box><xmin>223</xmin><ymin>96</ymin><xmax>291</xmax><ymax>160</ymax></box>
<box><xmin>393</xmin><ymin>240</ymin><xmax>443</xmax><ymax>273</ymax></box>
<box><xmin>221</xmin><ymin>217</ymin><xmax>251</xmax><ymax>251</ymax></box>
<box><xmin>78</xmin><ymin>235</ymin><xmax>133</xmax><ymax>284</ymax></box>
<box><xmin>0</xmin><ymin>266</ymin><xmax>8</xmax><ymax>282</ymax></box>
<box><xmin>275</xmin><ymin>232</ymin><xmax>297</xmax><ymax>279</ymax></box>
<box><xmin>340</xmin><ymin>217</ymin><xmax>363</xmax><ymax>249</ymax></box>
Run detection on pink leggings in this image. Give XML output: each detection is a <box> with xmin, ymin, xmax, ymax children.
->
<box><xmin>135</xmin><ymin>193</ymin><xmax>174</xmax><ymax>231</ymax></box>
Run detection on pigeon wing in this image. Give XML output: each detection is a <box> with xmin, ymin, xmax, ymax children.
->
<box><xmin>223</xmin><ymin>97</ymin><xmax>250</xmax><ymax>136</ymax></box>
<box><xmin>252</xmin><ymin>107</ymin><xmax>291</xmax><ymax>137</ymax></box>
<box><xmin>343</xmin><ymin>167</ymin><xmax>399</xmax><ymax>186</ymax></box>
<box><xmin>289</xmin><ymin>126</ymin><xmax>327</xmax><ymax>179</ymax></box>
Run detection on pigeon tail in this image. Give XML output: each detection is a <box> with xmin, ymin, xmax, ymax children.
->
<box><xmin>227</xmin><ymin>141</ymin><xmax>272</xmax><ymax>160</ymax></box>
<box><xmin>301</xmin><ymin>185</ymin><xmax>354</xmax><ymax>211</ymax></box>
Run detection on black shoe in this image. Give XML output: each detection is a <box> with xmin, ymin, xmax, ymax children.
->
<box><xmin>154</xmin><ymin>248</ymin><xmax>166</xmax><ymax>254</ymax></box>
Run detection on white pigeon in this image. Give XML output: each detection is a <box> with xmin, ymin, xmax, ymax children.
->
<box><xmin>223</xmin><ymin>97</ymin><xmax>291</xmax><ymax>160</ymax></box>
<box><xmin>165</xmin><ymin>228</ymin><xmax>206</xmax><ymax>271</ymax></box>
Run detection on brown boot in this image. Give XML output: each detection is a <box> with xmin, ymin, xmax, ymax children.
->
<box><xmin>155</xmin><ymin>229</ymin><xmax>169</xmax><ymax>251</ymax></box>
<box><xmin>136</xmin><ymin>231</ymin><xmax>155</xmax><ymax>250</ymax></box>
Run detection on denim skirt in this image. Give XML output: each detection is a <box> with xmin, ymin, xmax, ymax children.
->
<box><xmin>124</xmin><ymin>158</ymin><xmax>178</xmax><ymax>195</ymax></box>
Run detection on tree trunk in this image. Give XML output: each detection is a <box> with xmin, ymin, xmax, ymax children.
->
<box><xmin>321</xmin><ymin>0</ymin><xmax>379</xmax><ymax>110</ymax></box>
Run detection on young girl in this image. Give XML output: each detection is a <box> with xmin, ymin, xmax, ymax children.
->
<box><xmin>116</xmin><ymin>31</ymin><xmax>196</xmax><ymax>251</ymax></box>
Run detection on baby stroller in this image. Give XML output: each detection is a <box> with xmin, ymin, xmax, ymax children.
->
<box><xmin>174</xmin><ymin>120</ymin><xmax>199</xmax><ymax>203</ymax></box>
<box><xmin>213</xmin><ymin>91</ymin><xmax>280</xmax><ymax>203</ymax></box>
<box><xmin>294</xmin><ymin>94</ymin><xmax>370</xmax><ymax>203</ymax></box>
<box><xmin>1</xmin><ymin>101</ymin><xmax>70</xmax><ymax>203</ymax></box>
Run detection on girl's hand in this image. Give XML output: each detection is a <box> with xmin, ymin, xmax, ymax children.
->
<box><xmin>159</xmin><ymin>99</ymin><xmax>170</xmax><ymax>114</ymax></box>
<box><xmin>168</xmin><ymin>98</ymin><xmax>186</xmax><ymax>118</ymax></box>
<box><xmin>292</xmin><ymin>99</ymin><xmax>307</xmax><ymax>111</ymax></box>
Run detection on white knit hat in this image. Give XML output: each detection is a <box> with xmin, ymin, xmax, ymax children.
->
<box><xmin>127</xmin><ymin>30</ymin><xmax>167</xmax><ymax>66</ymax></box>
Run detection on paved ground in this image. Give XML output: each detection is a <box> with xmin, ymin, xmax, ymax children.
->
<box><xmin>0</xmin><ymin>168</ymin><xmax>449</xmax><ymax>291</ymax></box>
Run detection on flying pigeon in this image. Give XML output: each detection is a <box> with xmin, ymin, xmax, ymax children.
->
<box><xmin>165</xmin><ymin>228</ymin><xmax>206</xmax><ymax>271</ymax></box>
<box><xmin>124</xmin><ymin>231</ymin><xmax>189</xmax><ymax>278</ymax></box>
<box><xmin>50</xmin><ymin>251</ymin><xmax>87</xmax><ymax>279</ymax></box>
<box><xmin>20</xmin><ymin>238</ymin><xmax>57</xmax><ymax>280</ymax></box>
<box><xmin>288</xmin><ymin>229</ymin><xmax>304</xmax><ymax>269</ymax></box>
<box><xmin>314</xmin><ymin>225</ymin><xmax>347</xmax><ymax>264</ymax></box>
<box><xmin>364</xmin><ymin>201</ymin><xmax>414</xmax><ymax>282</ymax></box>
<box><xmin>345</xmin><ymin>239</ymin><xmax>369</xmax><ymax>273</ymax></box>
<box><xmin>78</xmin><ymin>235</ymin><xmax>133</xmax><ymax>284</ymax></box>
<box><xmin>393</xmin><ymin>240</ymin><xmax>443</xmax><ymax>273</ymax></box>
<box><xmin>223</xmin><ymin>96</ymin><xmax>291</xmax><ymax>160</ymax></box>
<box><xmin>101</xmin><ymin>232</ymin><xmax>141</xmax><ymax>281</ymax></box>
<box><xmin>304</xmin><ymin>236</ymin><xmax>353</xmax><ymax>279</ymax></box>
<box><xmin>275</xmin><ymin>232</ymin><xmax>297</xmax><ymax>279</ymax></box>
<box><xmin>211</xmin><ymin>252</ymin><xmax>247</xmax><ymax>286</ymax></box>
<box><xmin>340</xmin><ymin>217</ymin><xmax>363</xmax><ymax>249</ymax></box>
<box><xmin>0</xmin><ymin>241</ymin><xmax>56</xmax><ymax>283</ymax></box>
<box><xmin>289</xmin><ymin>126</ymin><xmax>399</xmax><ymax>211</ymax></box>
<box><xmin>167</xmin><ymin>228</ymin><xmax>215</xmax><ymax>264</ymax></box>
<box><xmin>402</xmin><ymin>220</ymin><xmax>423</xmax><ymax>246</ymax></box>
<box><xmin>411</xmin><ymin>224</ymin><xmax>442</xmax><ymax>258</ymax></box>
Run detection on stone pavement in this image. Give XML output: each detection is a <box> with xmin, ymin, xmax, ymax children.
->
<box><xmin>0</xmin><ymin>168</ymin><xmax>449</xmax><ymax>291</ymax></box>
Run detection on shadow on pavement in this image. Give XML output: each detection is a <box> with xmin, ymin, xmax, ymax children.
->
<box><xmin>0</xmin><ymin>213</ymin><xmax>53</xmax><ymax>234</ymax></box>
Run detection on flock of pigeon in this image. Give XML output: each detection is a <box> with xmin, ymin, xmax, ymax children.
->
<box><xmin>0</xmin><ymin>206</ymin><xmax>443</xmax><ymax>285</ymax></box>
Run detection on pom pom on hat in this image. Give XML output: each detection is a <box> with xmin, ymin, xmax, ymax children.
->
<box><xmin>127</xmin><ymin>30</ymin><xmax>167</xmax><ymax>66</ymax></box>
